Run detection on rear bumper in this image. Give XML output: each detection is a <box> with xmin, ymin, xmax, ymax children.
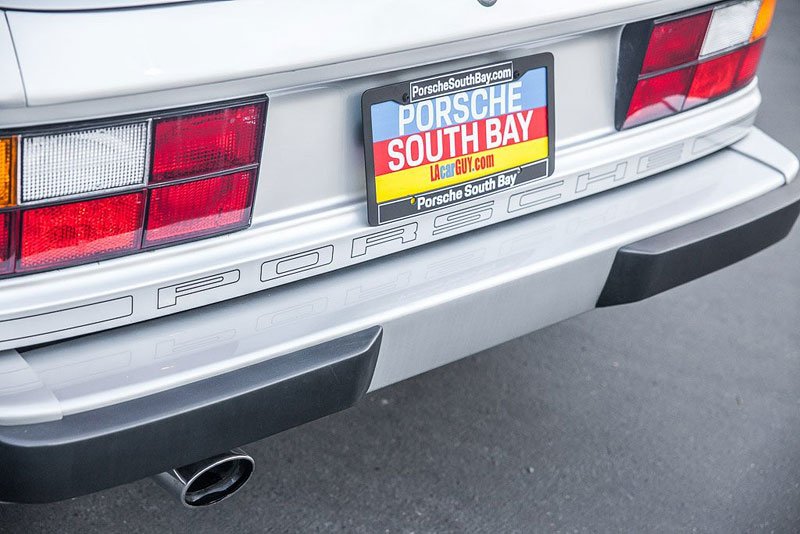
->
<box><xmin>0</xmin><ymin>129</ymin><xmax>797</xmax><ymax>503</ymax></box>
<box><xmin>0</xmin><ymin>328</ymin><xmax>382</xmax><ymax>504</ymax></box>
<box><xmin>598</xmin><ymin>168</ymin><xmax>800</xmax><ymax>306</ymax></box>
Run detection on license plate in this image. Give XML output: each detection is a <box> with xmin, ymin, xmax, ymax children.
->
<box><xmin>362</xmin><ymin>53</ymin><xmax>555</xmax><ymax>225</ymax></box>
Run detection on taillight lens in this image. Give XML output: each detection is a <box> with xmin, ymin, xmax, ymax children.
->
<box><xmin>0</xmin><ymin>137</ymin><xmax>16</xmax><ymax>208</ymax></box>
<box><xmin>640</xmin><ymin>12</ymin><xmax>711</xmax><ymax>74</ymax></box>
<box><xmin>144</xmin><ymin>170</ymin><xmax>255</xmax><ymax>247</ymax></box>
<box><xmin>21</xmin><ymin>123</ymin><xmax>149</xmax><ymax>202</ymax></box>
<box><xmin>617</xmin><ymin>0</ymin><xmax>774</xmax><ymax>129</ymax></box>
<box><xmin>0</xmin><ymin>96</ymin><xmax>266</xmax><ymax>278</ymax></box>
<box><xmin>627</xmin><ymin>66</ymin><xmax>695</xmax><ymax>125</ymax></box>
<box><xmin>685</xmin><ymin>48</ymin><xmax>746</xmax><ymax>109</ymax></box>
<box><xmin>0</xmin><ymin>212</ymin><xmax>13</xmax><ymax>275</ymax></box>
<box><xmin>18</xmin><ymin>193</ymin><xmax>144</xmax><ymax>272</ymax></box>
<box><xmin>734</xmin><ymin>39</ymin><xmax>766</xmax><ymax>88</ymax></box>
<box><xmin>751</xmin><ymin>0</ymin><xmax>776</xmax><ymax>40</ymax></box>
<box><xmin>700</xmin><ymin>0</ymin><xmax>761</xmax><ymax>57</ymax></box>
<box><xmin>151</xmin><ymin>103</ymin><xmax>265</xmax><ymax>183</ymax></box>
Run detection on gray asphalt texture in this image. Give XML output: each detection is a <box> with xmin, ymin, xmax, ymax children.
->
<box><xmin>2</xmin><ymin>3</ymin><xmax>799</xmax><ymax>533</ymax></box>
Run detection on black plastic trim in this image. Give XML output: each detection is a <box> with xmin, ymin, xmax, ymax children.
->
<box><xmin>0</xmin><ymin>326</ymin><xmax>382</xmax><ymax>504</ymax></box>
<box><xmin>598</xmin><ymin>178</ymin><xmax>800</xmax><ymax>306</ymax></box>
<box><xmin>615</xmin><ymin>19</ymin><xmax>654</xmax><ymax>130</ymax></box>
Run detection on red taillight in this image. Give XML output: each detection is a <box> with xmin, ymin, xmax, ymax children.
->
<box><xmin>626</xmin><ymin>67</ymin><xmax>695</xmax><ymax>126</ymax></box>
<box><xmin>151</xmin><ymin>103</ymin><xmax>265</xmax><ymax>183</ymax></box>
<box><xmin>144</xmin><ymin>170</ymin><xmax>255</xmax><ymax>247</ymax></box>
<box><xmin>0</xmin><ymin>212</ymin><xmax>12</xmax><ymax>274</ymax></box>
<box><xmin>18</xmin><ymin>193</ymin><xmax>144</xmax><ymax>272</ymax></box>
<box><xmin>617</xmin><ymin>0</ymin><xmax>773</xmax><ymax>129</ymax></box>
<box><xmin>685</xmin><ymin>49</ymin><xmax>746</xmax><ymax>109</ymax></box>
<box><xmin>640</xmin><ymin>12</ymin><xmax>711</xmax><ymax>75</ymax></box>
<box><xmin>734</xmin><ymin>39</ymin><xmax>766</xmax><ymax>89</ymax></box>
<box><xmin>0</xmin><ymin>96</ymin><xmax>266</xmax><ymax>278</ymax></box>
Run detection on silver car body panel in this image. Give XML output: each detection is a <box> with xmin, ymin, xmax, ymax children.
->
<box><xmin>0</xmin><ymin>128</ymin><xmax>795</xmax><ymax>425</ymax></box>
<box><xmin>0</xmin><ymin>2</ymin><xmax>796</xmax><ymax>425</ymax></box>
<box><xmin>0</xmin><ymin>83</ymin><xmax>764</xmax><ymax>350</ymax></box>
<box><xmin>7</xmin><ymin>0</ymin><xmax>714</xmax><ymax>107</ymax></box>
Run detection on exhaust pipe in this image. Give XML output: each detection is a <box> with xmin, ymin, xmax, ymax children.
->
<box><xmin>153</xmin><ymin>449</ymin><xmax>255</xmax><ymax>507</ymax></box>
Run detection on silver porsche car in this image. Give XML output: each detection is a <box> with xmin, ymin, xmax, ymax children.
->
<box><xmin>0</xmin><ymin>0</ymin><xmax>795</xmax><ymax>507</ymax></box>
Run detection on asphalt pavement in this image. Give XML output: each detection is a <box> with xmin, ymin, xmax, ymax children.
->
<box><xmin>1</xmin><ymin>2</ymin><xmax>799</xmax><ymax>532</ymax></box>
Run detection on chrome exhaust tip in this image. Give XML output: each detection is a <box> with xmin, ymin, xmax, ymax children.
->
<box><xmin>153</xmin><ymin>448</ymin><xmax>255</xmax><ymax>507</ymax></box>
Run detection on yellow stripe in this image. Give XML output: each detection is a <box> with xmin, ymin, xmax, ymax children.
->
<box><xmin>375</xmin><ymin>137</ymin><xmax>548</xmax><ymax>203</ymax></box>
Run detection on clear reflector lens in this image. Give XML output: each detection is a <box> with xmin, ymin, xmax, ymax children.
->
<box><xmin>18</xmin><ymin>192</ymin><xmax>144</xmax><ymax>271</ymax></box>
<box><xmin>21</xmin><ymin>122</ymin><xmax>149</xmax><ymax>203</ymax></box>
<box><xmin>144</xmin><ymin>170</ymin><xmax>255</xmax><ymax>247</ymax></box>
<box><xmin>700</xmin><ymin>0</ymin><xmax>760</xmax><ymax>57</ymax></box>
<box><xmin>151</xmin><ymin>103</ymin><xmax>265</xmax><ymax>183</ymax></box>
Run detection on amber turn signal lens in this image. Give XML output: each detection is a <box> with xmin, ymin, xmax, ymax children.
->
<box><xmin>0</xmin><ymin>137</ymin><xmax>16</xmax><ymax>207</ymax></box>
<box><xmin>751</xmin><ymin>0</ymin><xmax>776</xmax><ymax>41</ymax></box>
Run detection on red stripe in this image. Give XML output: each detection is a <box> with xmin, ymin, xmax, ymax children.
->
<box><xmin>373</xmin><ymin>107</ymin><xmax>548</xmax><ymax>176</ymax></box>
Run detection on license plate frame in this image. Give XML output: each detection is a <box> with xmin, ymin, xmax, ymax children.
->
<box><xmin>361</xmin><ymin>52</ymin><xmax>555</xmax><ymax>226</ymax></box>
